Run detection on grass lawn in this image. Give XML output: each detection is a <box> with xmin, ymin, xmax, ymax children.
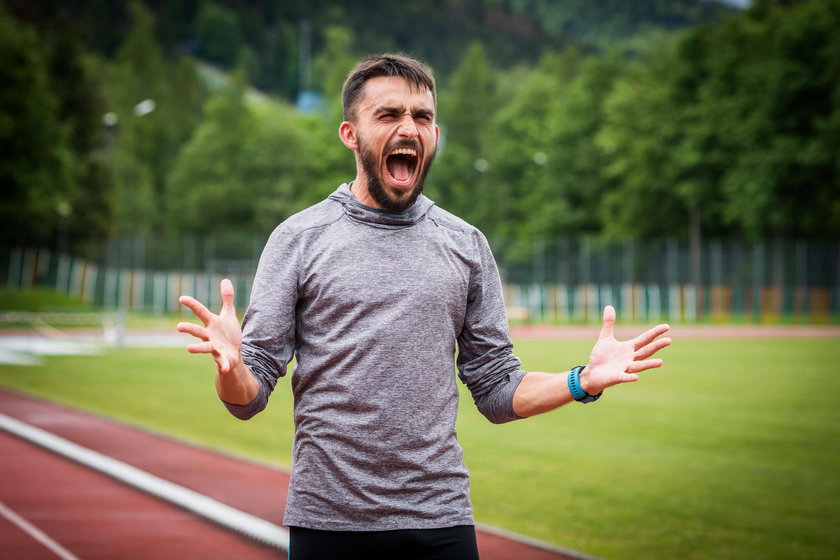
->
<box><xmin>0</xmin><ymin>337</ymin><xmax>837</xmax><ymax>559</ymax></box>
<box><xmin>0</xmin><ymin>287</ymin><xmax>100</xmax><ymax>313</ymax></box>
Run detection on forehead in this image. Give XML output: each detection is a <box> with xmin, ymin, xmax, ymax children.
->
<box><xmin>358</xmin><ymin>76</ymin><xmax>435</xmax><ymax>114</ymax></box>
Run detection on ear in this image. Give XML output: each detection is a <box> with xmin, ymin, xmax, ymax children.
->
<box><xmin>339</xmin><ymin>121</ymin><xmax>358</xmax><ymax>150</ymax></box>
<box><xmin>435</xmin><ymin>124</ymin><xmax>440</xmax><ymax>145</ymax></box>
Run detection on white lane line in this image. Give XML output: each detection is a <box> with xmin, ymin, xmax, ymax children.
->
<box><xmin>0</xmin><ymin>413</ymin><xmax>289</xmax><ymax>551</ymax></box>
<box><xmin>0</xmin><ymin>500</ymin><xmax>82</xmax><ymax>560</ymax></box>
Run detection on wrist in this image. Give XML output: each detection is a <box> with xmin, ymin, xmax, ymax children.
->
<box><xmin>579</xmin><ymin>365</ymin><xmax>597</xmax><ymax>395</ymax></box>
<box><xmin>568</xmin><ymin>365</ymin><xmax>603</xmax><ymax>404</ymax></box>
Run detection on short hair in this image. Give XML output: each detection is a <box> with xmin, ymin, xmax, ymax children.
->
<box><xmin>342</xmin><ymin>54</ymin><xmax>436</xmax><ymax>121</ymax></box>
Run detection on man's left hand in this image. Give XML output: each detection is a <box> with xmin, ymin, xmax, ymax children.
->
<box><xmin>580</xmin><ymin>305</ymin><xmax>671</xmax><ymax>396</ymax></box>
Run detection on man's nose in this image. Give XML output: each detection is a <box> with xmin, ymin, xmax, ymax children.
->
<box><xmin>397</xmin><ymin>115</ymin><xmax>419</xmax><ymax>138</ymax></box>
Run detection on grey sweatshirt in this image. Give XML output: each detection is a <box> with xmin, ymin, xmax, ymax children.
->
<box><xmin>227</xmin><ymin>183</ymin><xmax>526</xmax><ymax>531</ymax></box>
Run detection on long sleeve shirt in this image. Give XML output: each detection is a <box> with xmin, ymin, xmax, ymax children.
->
<box><xmin>226</xmin><ymin>183</ymin><xmax>526</xmax><ymax>531</ymax></box>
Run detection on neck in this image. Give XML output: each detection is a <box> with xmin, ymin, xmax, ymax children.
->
<box><xmin>349</xmin><ymin>175</ymin><xmax>381</xmax><ymax>210</ymax></box>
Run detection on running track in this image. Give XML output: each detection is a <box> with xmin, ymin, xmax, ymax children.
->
<box><xmin>0</xmin><ymin>389</ymin><xmax>588</xmax><ymax>560</ymax></box>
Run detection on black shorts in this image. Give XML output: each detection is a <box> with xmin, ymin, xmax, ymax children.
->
<box><xmin>288</xmin><ymin>525</ymin><xmax>480</xmax><ymax>560</ymax></box>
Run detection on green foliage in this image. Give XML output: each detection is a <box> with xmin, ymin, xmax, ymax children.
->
<box><xmin>166</xmin><ymin>79</ymin><xmax>323</xmax><ymax>233</ymax></box>
<box><xmin>486</xmin><ymin>49</ymin><xmax>619</xmax><ymax>250</ymax></box>
<box><xmin>510</xmin><ymin>0</ymin><xmax>734</xmax><ymax>47</ymax></box>
<box><xmin>0</xmin><ymin>6</ymin><xmax>110</xmax><ymax>254</ymax></box>
<box><xmin>704</xmin><ymin>0</ymin><xmax>840</xmax><ymax>238</ymax></box>
<box><xmin>194</xmin><ymin>1</ymin><xmax>242</xmax><ymax>67</ymax></box>
<box><xmin>2</xmin><ymin>0</ymin><xmax>838</xmax><ymax>254</ymax></box>
<box><xmin>480</xmin><ymin>54</ymin><xmax>570</xmax><ymax>243</ymax></box>
<box><xmin>429</xmin><ymin>42</ymin><xmax>498</xmax><ymax>229</ymax></box>
<box><xmin>596</xmin><ymin>0</ymin><xmax>840</xmax><ymax>241</ymax></box>
<box><xmin>311</xmin><ymin>26</ymin><xmax>357</xmax><ymax>102</ymax></box>
<box><xmin>597</xmin><ymin>35</ymin><xmax>711</xmax><ymax>239</ymax></box>
<box><xmin>0</xmin><ymin>9</ymin><xmax>66</xmax><ymax>246</ymax></box>
<box><xmin>102</xmin><ymin>2</ymin><xmax>207</xmax><ymax>236</ymax></box>
<box><xmin>0</xmin><ymin>287</ymin><xmax>92</xmax><ymax>312</ymax></box>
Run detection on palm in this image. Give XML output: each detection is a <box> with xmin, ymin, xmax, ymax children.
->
<box><xmin>177</xmin><ymin>279</ymin><xmax>242</xmax><ymax>373</ymax></box>
<box><xmin>205</xmin><ymin>302</ymin><xmax>241</xmax><ymax>365</ymax></box>
<box><xmin>588</xmin><ymin>337</ymin><xmax>635</xmax><ymax>386</ymax></box>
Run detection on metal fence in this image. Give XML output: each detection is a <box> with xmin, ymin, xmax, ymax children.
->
<box><xmin>3</xmin><ymin>235</ymin><xmax>838</xmax><ymax>324</ymax></box>
<box><xmin>495</xmin><ymin>237</ymin><xmax>839</xmax><ymax>323</ymax></box>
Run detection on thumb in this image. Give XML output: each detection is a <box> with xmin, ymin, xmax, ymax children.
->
<box><xmin>220</xmin><ymin>278</ymin><xmax>236</xmax><ymax>315</ymax></box>
<box><xmin>218</xmin><ymin>352</ymin><xmax>231</xmax><ymax>374</ymax></box>
<box><xmin>599</xmin><ymin>305</ymin><xmax>616</xmax><ymax>340</ymax></box>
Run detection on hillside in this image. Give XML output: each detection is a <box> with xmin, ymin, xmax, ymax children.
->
<box><xmin>3</xmin><ymin>0</ymin><xmax>737</xmax><ymax>97</ymax></box>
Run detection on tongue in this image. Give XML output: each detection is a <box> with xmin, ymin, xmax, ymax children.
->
<box><xmin>387</xmin><ymin>158</ymin><xmax>411</xmax><ymax>182</ymax></box>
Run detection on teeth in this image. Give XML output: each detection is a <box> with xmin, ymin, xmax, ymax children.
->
<box><xmin>390</xmin><ymin>148</ymin><xmax>417</xmax><ymax>157</ymax></box>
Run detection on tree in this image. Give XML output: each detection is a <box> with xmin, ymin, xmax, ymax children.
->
<box><xmin>45</xmin><ymin>28</ymin><xmax>113</xmax><ymax>254</ymax></box>
<box><xmin>194</xmin><ymin>1</ymin><xmax>242</xmax><ymax>68</ymax></box>
<box><xmin>474</xmin><ymin>48</ymin><xmax>593</xmax><ymax>256</ymax></box>
<box><xmin>0</xmin><ymin>9</ymin><xmax>69</xmax><ymax>247</ymax></box>
<box><xmin>705</xmin><ymin>0</ymin><xmax>840</xmax><ymax>238</ymax></box>
<box><xmin>595</xmin><ymin>34</ymin><xmax>721</xmax><ymax>240</ymax></box>
<box><xmin>525</xmin><ymin>49</ymin><xmax>617</xmax><ymax>238</ymax></box>
<box><xmin>311</xmin><ymin>25</ymin><xmax>357</xmax><ymax>102</ymax></box>
<box><xmin>103</xmin><ymin>1</ymin><xmax>206</xmax><ymax>235</ymax></box>
<box><xmin>166</xmin><ymin>76</ymin><xmax>316</xmax><ymax>234</ymax></box>
<box><xmin>427</xmin><ymin>42</ymin><xmax>497</xmax><ymax>232</ymax></box>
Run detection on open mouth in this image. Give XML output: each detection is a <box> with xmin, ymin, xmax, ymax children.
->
<box><xmin>385</xmin><ymin>147</ymin><xmax>419</xmax><ymax>186</ymax></box>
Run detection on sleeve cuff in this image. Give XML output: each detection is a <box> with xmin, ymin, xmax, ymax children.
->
<box><xmin>219</xmin><ymin>386</ymin><xmax>267</xmax><ymax>420</ymax></box>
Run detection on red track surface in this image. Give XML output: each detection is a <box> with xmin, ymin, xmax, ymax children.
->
<box><xmin>0</xmin><ymin>389</ymin><xmax>577</xmax><ymax>560</ymax></box>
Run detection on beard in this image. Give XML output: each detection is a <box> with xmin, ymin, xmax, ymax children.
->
<box><xmin>358</xmin><ymin>135</ymin><xmax>436</xmax><ymax>213</ymax></box>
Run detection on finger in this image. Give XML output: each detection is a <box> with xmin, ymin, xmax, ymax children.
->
<box><xmin>598</xmin><ymin>305</ymin><xmax>616</xmax><ymax>340</ymax></box>
<box><xmin>632</xmin><ymin>323</ymin><xmax>670</xmax><ymax>350</ymax></box>
<box><xmin>627</xmin><ymin>358</ymin><xmax>663</xmax><ymax>374</ymax></box>
<box><xmin>187</xmin><ymin>341</ymin><xmax>214</xmax><ymax>354</ymax></box>
<box><xmin>179</xmin><ymin>295</ymin><xmax>214</xmax><ymax>325</ymax></box>
<box><xmin>176</xmin><ymin>322</ymin><xmax>208</xmax><ymax>340</ymax></box>
<box><xmin>634</xmin><ymin>337</ymin><xmax>672</xmax><ymax>360</ymax></box>
<box><xmin>220</xmin><ymin>278</ymin><xmax>236</xmax><ymax>315</ymax></box>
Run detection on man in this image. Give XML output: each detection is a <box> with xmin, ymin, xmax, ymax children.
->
<box><xmin>178</xmin><ymin>54</ymin><xmax>671</xmax><ymax>560</ymax></box>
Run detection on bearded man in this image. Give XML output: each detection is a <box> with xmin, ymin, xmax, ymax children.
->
<box><xmin>178</xmin><ymin>54</ymin><xmax>671</xmax><ymax>560</ymax></box>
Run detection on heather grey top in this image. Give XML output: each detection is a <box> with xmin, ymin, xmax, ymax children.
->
<box><xmin>226</xmin><ymin>183</ymin><xmax>526</xmax><ymax>531</ymax></box>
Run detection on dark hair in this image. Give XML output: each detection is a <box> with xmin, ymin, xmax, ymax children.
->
<box><xmin>342</xmin><ymin>54</ymin><xmax>436</xmax><ymax>121</ymax></box>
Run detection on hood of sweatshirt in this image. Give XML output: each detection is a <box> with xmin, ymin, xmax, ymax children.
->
<box><xmin>328</xmin><ymin>183</ymin><xmax>435</xmax><ymax>229</ymax></box>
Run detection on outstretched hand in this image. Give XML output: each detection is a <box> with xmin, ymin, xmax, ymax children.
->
<box><xmin>177</xmin><ymin>279</ymin><xmax>242</xmax><ymax>374</ymax></box>
<box><xmin>581</xmin><ymin>306</ymin><xmax>671</xmax><ymax>396</ymax></box>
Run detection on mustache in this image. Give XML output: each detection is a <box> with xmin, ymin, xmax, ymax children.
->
<box><xmin>384</xmin><ymin>139</ymin><xmax>422</xmax><ymax>154</ymax></box>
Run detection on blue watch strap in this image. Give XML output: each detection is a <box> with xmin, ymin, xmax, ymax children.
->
<box><xmin>568</xmin><ymin>365</ymin><xmax>602</xmax><ymax>403</ymax></box>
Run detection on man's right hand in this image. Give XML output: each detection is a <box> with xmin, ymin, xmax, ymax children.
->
<box><xmin>177</xmin><ymin>278</ymin><xmax>243</xmax><ymax>374</ymax></box>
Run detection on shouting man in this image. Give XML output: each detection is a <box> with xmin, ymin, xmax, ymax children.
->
<box><xmin>178</xmin><ymin>54</ymin><xmax>671</xmax><ymax>560</ymax></box>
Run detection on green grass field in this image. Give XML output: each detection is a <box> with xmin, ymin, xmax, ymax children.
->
<box><xmin>1</xmin><ymin>337</ymin><xmax>837</xmax><ymax>559</ymax></box>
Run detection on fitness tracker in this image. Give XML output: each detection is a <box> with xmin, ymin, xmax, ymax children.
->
<box><xmin>568</xmin><ymin>365</ymin><xmax>603</xmax><ymax>404</ymax></box>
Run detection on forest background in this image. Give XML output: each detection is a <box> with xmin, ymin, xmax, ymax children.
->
<box><xmin>1</xmin><ymin>0</ymin><xmax>838</xmax><ymax>291</ymax></box>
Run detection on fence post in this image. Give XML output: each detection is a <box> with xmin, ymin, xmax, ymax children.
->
<box><xmin>83</xmin><ymin>263</ymin><xmax>98</xmax><ymax>304</ymax></box>
<box><xmin>751</xmin><ymin>240</ymin><xmax>762</xmax><ymax>320</ymax></box>
<box><xmin>796</xmin><ymin>241</ymin><xmax>808</xmax><ymax>321</ymax></box>
<box><xmin>7</xmin><ymin>248</ymin><xmax>22</xmax><ymax>288</ymax></box>
<box><xmin>22</xmin><ymin>249</ymin><xmax>38</xmax><ymax>289</ymax></box>
<box><xmin>666</xmin><ymin>239</ymin><xmax>680</xmax><ymax>322</ymax></box>
<box><xmin>55</xmin><ymin>253</ymin><xmax>71</xmax><ymax>294</ymax></box>
<box><xmin>835</xmin><ymin>242</ymin><xmax>840</xmax><ymax>318</ymax></box>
